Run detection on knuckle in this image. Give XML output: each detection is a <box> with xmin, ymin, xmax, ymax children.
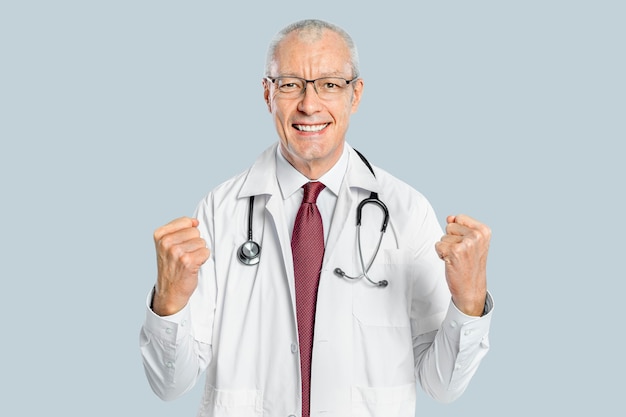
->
<box><xmin>158</xmin><ymin>234</ymin><xmax>175</xmax><ymax>250</ymax></box>
<box><xmin>179</xmin><ymin>252</ymin><xmax>191</xmax><ymax>264</ymax></box>
<box><xmin>461</xmin><ymin>237</ymin><xmax>476</xmax><ymax>251</ymax></box>
<box><xmin>473</xmin><ymin>225</ymin><xmax>491</xmax><ymax>243</ymax></box>
<box><xmin>170</xmin><ymin>245</ymin><xmax>186</xmax><ymax>260</ymax></box>
<box><xmin>153</xmin><ymin>227</ymin><xmax>166</xmax><ymax>242</ymax></box>
<box><xmin>180</xmin><ymin>252</ymin><xmax>199</xmax><ymax>268</ymax></box>
<box><xmin>467</xmin><ymin>229</ymin><xmax>481</xmax><ymax>241</ymax></box>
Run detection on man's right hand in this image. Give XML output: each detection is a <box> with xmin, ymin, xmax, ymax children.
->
<box><xmin>152</xmin><ymin>217</ymin><xmax>210</xmax><ymax>316</ymax></box>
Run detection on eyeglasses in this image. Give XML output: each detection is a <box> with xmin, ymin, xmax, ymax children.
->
<box><xmin>266</xmin><ymin>76</ymin><xmax>359</xmax><ymax>99</ymax></box>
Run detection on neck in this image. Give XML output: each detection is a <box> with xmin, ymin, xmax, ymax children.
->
<box><xmin>295</xmin><ymin>163</ymin><xmax>329</xmax><ymax>181</ymax></box>
<box><xmin>279</xmin><ymin>144</ymin><xmax>344</xmax><ymax>180</ymax></box>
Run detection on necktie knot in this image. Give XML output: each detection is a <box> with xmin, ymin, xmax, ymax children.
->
<box><xmin>302</xmin><ymin>181</ymin><xmax>325</xmax><ymax>204</ymax></box>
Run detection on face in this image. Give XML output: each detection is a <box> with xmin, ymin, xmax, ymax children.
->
<box><xmin>263</xmin><ymin>29</ymin><xmax>364</xmax><ymax>179</ymax></box>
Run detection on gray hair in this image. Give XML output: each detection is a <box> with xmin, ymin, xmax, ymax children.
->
<box><xmin>264</xmin><ymin>19</ymin><xmax>360</xmax><ymax>78</ymax></box>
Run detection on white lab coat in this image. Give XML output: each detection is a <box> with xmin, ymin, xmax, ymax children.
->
<box><xmin>140</xmin><ymin>143</ymin><xmax>492</xmax><ymax>417</ymax></box>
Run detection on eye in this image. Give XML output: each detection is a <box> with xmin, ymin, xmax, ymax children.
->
<box><xmin>277</xmin><ymin>78</ymin><xmax>303</xmax><ymax>91</ymax></box>
<box><xmin>318</xmin><ymin>78</ymin><xmax>346</xmax><ymax>92</ymax></box>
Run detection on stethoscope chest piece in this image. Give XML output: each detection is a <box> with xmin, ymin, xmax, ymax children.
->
<box><xmin>238</xmin><ymin>240</ymin><xmax>261</xmax><ymax>265</ymax></box>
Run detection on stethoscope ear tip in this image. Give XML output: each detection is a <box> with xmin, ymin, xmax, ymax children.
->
<box><xmin>378</xmin><ymin>280</ymin><xmax>388</xmax><ymax>287</ymax></box>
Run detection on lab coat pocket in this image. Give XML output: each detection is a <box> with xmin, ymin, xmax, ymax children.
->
<box><xmin>198</xmin><ymin>385</ymin><xmax>263</xmax><ymax>417</ymax></box>
<box><xmin>352</xmin><ymin>249</ymin><xmax>412</xmax><ymax>328</ymax></box>
<box><xmin>351</xmin><ymin>382</ymin><xmax>416</xmax><ymax>417</ymax></box>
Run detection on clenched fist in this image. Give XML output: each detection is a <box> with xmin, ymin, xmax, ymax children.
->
<box><xmin>435</xmin><ymin>214</ymin><xmax>491</xmax><ymax>317</ymax></box>
<box><xmin>152</xmin><ymin>217</ymin><xmax>210</xmax><ymax>316</ymax></box>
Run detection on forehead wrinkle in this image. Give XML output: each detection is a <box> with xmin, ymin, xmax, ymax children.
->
<box><xmin>273</xmin><ymin>48</ymin><xmax>352</xmax><ymax>79</ymax></box>
<box><xmin>278</xmin><ymin>71</ymin><xmax>349</xmax><ymax>79</ymax></box>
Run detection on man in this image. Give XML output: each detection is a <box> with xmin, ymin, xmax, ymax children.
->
<box><xmin>140</xmin><ymin>19</ymin><xmax>493</xmax><ymax>417</ymax></box>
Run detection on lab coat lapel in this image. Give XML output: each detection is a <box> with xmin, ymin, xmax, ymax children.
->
<box><xmin>323</xmin><ymin>180</ymin><xmax>353</xmax><ymax>265</ymax></box>
<box><xmin>238</xmin><ymin>143</ymin><xmax>297</xmax><ymax>320</ymax></box>
<box><xmin>324</xmin><ymin>146</ymin><xmax>381</xmax><ymax>264</ymax></box>
<box><xmin>264</xmin><ymin>193</ymin><xmax>296</xmax><ymax>294</ymax></box>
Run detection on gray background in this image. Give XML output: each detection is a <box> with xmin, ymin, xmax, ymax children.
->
<box><xmin>1</xmin><ymin>1</ymin><xmax>624</xmax><ymax>416</ymax></box>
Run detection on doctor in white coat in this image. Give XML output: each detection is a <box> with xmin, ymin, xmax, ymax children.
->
<box><xmin>140</xmin><ymin>19</ymin><xmax>493</xmax><ymax>417</ymax></box>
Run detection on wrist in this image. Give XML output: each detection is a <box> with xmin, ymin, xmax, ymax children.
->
<box><xmin>452</xmin><ymin>293</ymin><xmax>487</xmax><ymax>317</ymax></box>
<box><xmin>151</xmin><ymin>288</ymin><xmax>188</xmax><ymax>317</ymax></box>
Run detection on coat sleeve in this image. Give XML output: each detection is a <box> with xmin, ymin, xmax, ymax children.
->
<box><xmin>407</xmin><ymin>194</ymin><xmax>493</xmax><ymax>403</ymax></box>
<box><xmin>139</xmin><ymin>195</ymin><xmax>217</xmax><ymax>401</ymax></box>
<box><xmin>413</xmin><ymin>294</ymin><xmax>493</xmax><ymax>403</ymax></box>
<box><xmin>139</xmin><ymin>295</ymin><xmax>213</xmax><ymax>400</ymax></box>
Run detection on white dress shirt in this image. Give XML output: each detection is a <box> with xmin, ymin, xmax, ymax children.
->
<box><xmin>275</xmin><ymin>144</ymin><xmax>348</xmax><ymax>243</ymax></box>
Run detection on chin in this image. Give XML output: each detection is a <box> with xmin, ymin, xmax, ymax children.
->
<box><xmin>295</xmin><ymin>140</ymin><xmax>329</xmax><ymax>159</ymax></box>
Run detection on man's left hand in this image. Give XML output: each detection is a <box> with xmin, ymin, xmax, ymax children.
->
<box><xmin>435</xmin><ymin>214</ymin><xmax>491</xmax><ymax>317</ymax></box>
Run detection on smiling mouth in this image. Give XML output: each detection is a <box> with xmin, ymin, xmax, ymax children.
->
<box><xmin>293</xmin><ymin>123</ymin><xmax>329</xmax><ymax>132</ymax></box>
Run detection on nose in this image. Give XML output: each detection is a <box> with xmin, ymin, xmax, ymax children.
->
<box><xmin>297</xmin><ymin>82</ymin><xmax>323</xmax><ymax>114</ymax></box>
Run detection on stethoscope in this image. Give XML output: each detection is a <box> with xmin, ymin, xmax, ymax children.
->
<box><xmin>238</xmin><ymin>150</ymin><xmax>390</xmax><ymax>287</ymax></box>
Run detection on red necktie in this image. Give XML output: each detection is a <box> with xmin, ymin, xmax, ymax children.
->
<box><xmin>291</xmin><ymin>181</ymin><xmax>325</xmax><ymax>417</ymax></box>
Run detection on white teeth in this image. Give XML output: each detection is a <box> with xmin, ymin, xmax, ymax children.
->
<box><xmin>294</xmin><ymin>124</ymin><xmax>328</xmax><ymax>132</ymax></box>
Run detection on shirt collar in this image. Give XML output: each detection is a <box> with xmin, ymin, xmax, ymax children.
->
<box><xmin>276</xmin><ymin>145</ymin><xmax>349</xmax><ymax>200</ymax></box>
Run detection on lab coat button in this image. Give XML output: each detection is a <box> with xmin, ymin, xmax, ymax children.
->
<box><xmin>165</xmin><ymin>361</ymin><xmax>174</xmax><ymax>369</ymax></box>
<box><xmin>165</xmin><ymin>328</ymin><xmax>172</xmax><ymax>334</ymax></box>
<box><xmin>450</xmin><ymin>320</ymin><xmax>458</xmax><ymax>328</ymax></box>
<box><xmin>291</xmin><ymin>343</ymin><xmax>297</xmax><ymax>353</ymax></box>
<box><xmin>464</xmin><ymin>329</ymin><xmax>472</xmax><ymax>336</ymax></box>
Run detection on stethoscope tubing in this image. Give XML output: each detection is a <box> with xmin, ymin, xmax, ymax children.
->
<box><xmin>333</xmin><ymin>223</ymin><xmax>388</xmax><ymax>287</ymax></box>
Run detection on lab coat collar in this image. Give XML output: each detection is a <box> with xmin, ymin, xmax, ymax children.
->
<box><xmin>344</xmin><ymin>144</ymin><xmax>381</xmax><ymax>194</ymax></box>
<box><xmin>238</xmin><ymin>142</ymin><xmax>381</xmax><ymax>199</ymax></box>
<box><xmin>238</xmin><ymin>143</ymin><xmax>280</xmax><ymax>199</ymax></box>
<box><xmin>276</xmin><ymin>145</ymin><xmax>348</xmax><ymax>200</ymax></box>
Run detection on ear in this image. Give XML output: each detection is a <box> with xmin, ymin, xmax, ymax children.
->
<box><xmin>262</xmin><ymin>78</ymin><xmax>272</xmax><ymax>113</ymax></box>
<box><xmin>350</xmin><ymin>78</ymin><xmax>364</xmax><ymax>114</ymax></box>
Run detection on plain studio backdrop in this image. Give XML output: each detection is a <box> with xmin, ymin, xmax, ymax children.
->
<box><xmin>1</xmin><ymin>1</ymin><xmax>624</xmax><ymax>416</ymax></box>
